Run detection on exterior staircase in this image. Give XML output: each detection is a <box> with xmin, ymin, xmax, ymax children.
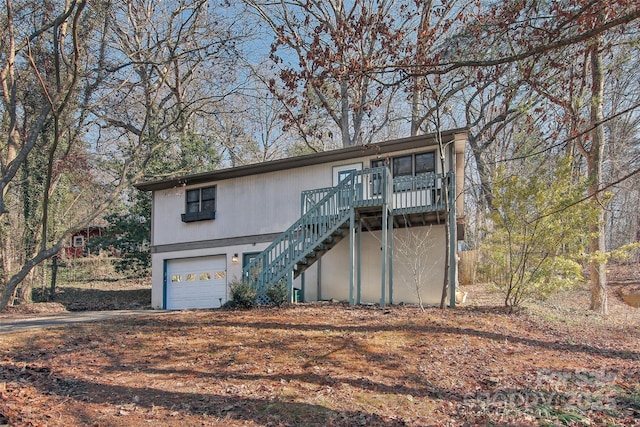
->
<box><xmin>243</xmin><ymin>168</ymin><xmax>392</xmax><ymax>304</ymax></box>
<box><xmin>242</xmin><ymin>167</ymin><xmax>452</xmax><ymax>304</ymax></box>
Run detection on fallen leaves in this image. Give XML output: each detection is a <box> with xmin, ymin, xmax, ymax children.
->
<box><xmin>1</xmin><ymin>281</ymin><xmax>639</xmax><ymax>426</ymax></box>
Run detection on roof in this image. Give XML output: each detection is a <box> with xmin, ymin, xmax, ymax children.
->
<box><xmin>134</xmin><ymin>128</ymin><xmax>468</xmax><ymax>192</ymax></box>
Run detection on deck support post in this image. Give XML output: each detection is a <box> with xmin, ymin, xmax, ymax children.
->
<box><xmin>317</xmin><ymin>258</ymin><xmax>322</xmax><ymax>301</ymax></box>
<box><xmin>349</xmin><ymin>208</ymin><xmax>356</xmax><ymax>306</ymax></box>
<box><xmin>389</xmin><ymin>210</ymin><xmax>394</xmax><ymax>305</ymax></box>
<box><xmin>288</xmin><ymin>269</ymin><xmax>294</xmax><ymax>303</ymax></box>
<box><xmin>357</xmin><ymin>216</ymin><xmax>362</xmax><ymax>305</ymax></box>
<box><xmin>381</xmin><ymin>205</ymin><xmax>388</xmax><ymax>308</ymax></box>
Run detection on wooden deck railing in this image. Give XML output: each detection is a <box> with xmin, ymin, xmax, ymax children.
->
<box><xmin>301</xmin><ymin>169</ymin><xmax>451</xmax><ymax>215</ymax></box>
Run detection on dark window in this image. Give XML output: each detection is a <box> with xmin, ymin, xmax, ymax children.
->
<box><xmin>201</xmin><ymin>186</ymin><xmax>216</xmax><ymax>211</ymax></box>
<box><xmin>392</xmin><ymin>155</ymin><xmax>413</xmax><ymax>177</ymax></box>
<box><xmin>182</xmin><ymin>186</ymin><xmax>216</xmax><ymax>222</ymax></box>
<box><xmin>373</xmin><ymin>152</ymin><xmax>437</xmax><ymax>192</ymax></box>
<box><xmin>371</xmin><ymin>159</ymin><xmax>387</xmax><ymax>169</ymax></box>
<box><xmin>186</xmin><ymin>189</ymin><xmax>201</xmax><ymax>213</ymax></box>
<box><xmin>370</xmin><ymin>159</ymin><xmax>389</xmax><ymax>195</ymax></box>
<box><xmin>373</xmin><ymin>152</ymin><xmax>436</xmax><ymax>177</ymax></box>
<box><xmin>415</xmin><ymin>152</ymin><xmax>436</xmax><ymax>175</ymax></box>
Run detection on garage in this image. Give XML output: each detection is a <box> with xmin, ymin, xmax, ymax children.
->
<box><xmin>165</xmin><ymin>256</ymin><xmax>227</xmax><ymax>309</ymax></box>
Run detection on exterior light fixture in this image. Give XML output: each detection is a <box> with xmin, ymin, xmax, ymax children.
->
<box><xmin>232</xmin><ymin>253</ymin><xmax>239</xmax><ymax>263</ymax></box>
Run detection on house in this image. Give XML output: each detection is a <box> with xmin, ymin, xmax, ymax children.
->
<box><xmin>64</xmin><ymin>226</ymin><xmax>105</xmax><ymax>258</ymax></box>
<box><xmin>135</xmin><ymin>129</ymin><xmax>467</xmax><ymax>310</ymax></box>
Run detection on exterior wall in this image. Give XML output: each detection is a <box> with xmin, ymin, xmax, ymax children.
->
<box><xmin>151</xmin><ymin>225</ymin><xmax>445</xmax><ymax>308</ymax></box>
<box><xmin>153</xmin><ymin>163</ymin><xmax>337</xmax><ymax>247</ymax></box>
<box><xmin>455</xmin><ymin>150</ymin><xmax>465</xmax><ymax>214</ymax></box>
<box><xmin>150</xmin><ymin>146</ymin><xmax>447</xmax><ymax>249</ymax></box>
<box><xmin>302</xmin><ymin>225</ymin><xmax>446</xmax><ymax>306</ymax></box>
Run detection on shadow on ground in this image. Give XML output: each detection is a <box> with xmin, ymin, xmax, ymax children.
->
<box><xmin>33</xmin><ymin>287</ymin><xmax>151</xmax><ymax>311</ymax></box>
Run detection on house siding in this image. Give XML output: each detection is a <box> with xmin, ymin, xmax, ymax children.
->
<box><xmin>300</xmin><ymin>225</ymin><xmax>446</xmax><ymax>305</ymax></box>
<box><xmin>153</xmin><ymin>163</ymin><xmax>336</xmax><ymax>247</ymax></box>
<box><xmin>151</xmin><ymin>148</ymin><xmax>446</xmax><ymax>247</ymax></box>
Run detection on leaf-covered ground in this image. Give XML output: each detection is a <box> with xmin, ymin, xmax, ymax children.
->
<box><xmin>1</xmin><ymin>267</ymin><xmax>639</xmax><ymax>426</ymax></box>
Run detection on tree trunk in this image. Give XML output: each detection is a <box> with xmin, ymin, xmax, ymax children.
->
<box><xmin>19</xmin><ymin>280</ymin><xmax>33</xmax><ymax>304</ymax></box>
<box><xmin>0</xmin><ymin>243</ymin><xmax>62</xmax><ymax>310</ymax></box>
<box><xmin>49</xmin><ymin>256</ymin><xmax>58</xmax><ymax>301</ymax></box>
<box><xmin>340</xmin><ymin>80</ymin><xmax>352</xmax><ymax>147</ymax></box>
<box><xmin>410</xmin><ymin>0</ymin><xmax>433</xmax><ymax>137</ymax></box>
<box><xmin>587</xmin><ymin>37</ymin><xmax>608</xmax><ymax>314</ymax></box>
<box><xmin>589</xmin><ymin>205</ymin><xmax>608</xmax><ymax>313</ymax></box>
<box><xmin>435</xmin><ymin>107</ymin><xmax>450</xmax><ymax>309</ymax></box>
<box><xmin>468</xmin><ymin>136</ymin><xmax>495</xmax><ymax>211</ymax></box>
<box><xmin>411</xmin><ymin>78</ymin><xmax>422</xmax><ymax>136</ymax></box>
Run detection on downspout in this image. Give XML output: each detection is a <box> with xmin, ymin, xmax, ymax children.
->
<box><xmin>448</xmin><ymin>142</ymin><xmax>457</xmax><ymax>308</ymax></box>
<box><xmin>448</xmin><ymin>173</ymin><xmax>457</xmax><ymax>308</ymax></box>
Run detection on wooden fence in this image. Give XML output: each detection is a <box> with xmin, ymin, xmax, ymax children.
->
<box><xmin>458</xmin><ymin>250</ymin><xmax>479</xmax><ymax>286</ymax></box>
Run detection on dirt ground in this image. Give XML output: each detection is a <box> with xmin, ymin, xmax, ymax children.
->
<box><xmin>5</xmin><ymin>277</ymin><xmax>152</xmax><ymax>314</ymax></box>
<box><xmin>0</xmin><ymin>264</ymin><xmax>639</xmax><ymax>426</ymax></box>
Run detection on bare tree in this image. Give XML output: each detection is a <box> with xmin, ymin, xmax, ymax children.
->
<box><xmin>0</xmin><ymin>0</ymin><xmax>97</xmax><ymax>308</ymax></box>
<box><xmin>210</xmin><ymin>73</ymin><xmax>297</xmax><ymax>167</ymax></box>
<box><xmin>0</xmin><ymin>0</ymin><xmax>246</xmax><ymax>310</ymax></box>
<box><xmin>604</xmin><ymin>48</ymin><xmax>640</xmax><ymax>255</ymax></box>
<box><xmin>243</xmin><ymin>0</ymin><xmax>410</xmax><ymax>147</ymax></box>
<box><xmin>442</xmin><ymin>0</ymin><xmax>639</xmax><ymax>314</ymax></box>
<box><xmin>392</xmin><ymin>224</ymin><xmax>438</xmax><ymax>311</ymax></box>
<box><xmin>93</xmin><ymin>0</ymin><xmax>243</xmax><ymax>176</ymax></box>
<box><xmin>515</xmin><ymin>32</ymin><xmax>639</xmax><ymax>314</ymax></box>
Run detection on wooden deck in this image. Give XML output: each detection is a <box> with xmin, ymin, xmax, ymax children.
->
<box><xmin>301</xmin><ymin>169</ymin><xmax>451</xmax><ymax>231</ymax></box>
<box><xmin>245</xmin><ymin>167</ymin><xmax>456</xmax><ymax>305</ymax></box>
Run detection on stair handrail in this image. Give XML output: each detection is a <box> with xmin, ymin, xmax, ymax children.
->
<box><xmin>300</xmin><ymin>166</ymin><xmax>391</xmax><ymax>214</ymax></box>
<box><xmin>244</xmin><ymin>172</ymin><xmax>353</xmax><ymax>297</ymax></box>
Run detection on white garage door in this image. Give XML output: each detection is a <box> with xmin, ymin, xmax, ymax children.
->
<box><xmin>166</xmin><ymin>256</ymin><xmax>227</xmax><ymax>310</ymax></box>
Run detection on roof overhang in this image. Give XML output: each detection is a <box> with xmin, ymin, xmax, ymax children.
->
<box><xmin>134</xmin><ymin>128</ymin><xmax>468</xmax><ymax>192</ymax></box>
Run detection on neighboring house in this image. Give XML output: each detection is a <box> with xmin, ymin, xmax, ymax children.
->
<box><xmin>135</xmin><ymin>129</ymin><xmax>467</xmax><ymax>310</ymax></box>
<box><xmin>64</xmin><ymin>226</ymin><xmax>105</xmax><ymax>258</ymax></box>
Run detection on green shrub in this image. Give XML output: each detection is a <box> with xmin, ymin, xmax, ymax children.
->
<box><xmin>265</xmin><ymin>281</ymin><xmax>289</xmax><ymax>307</ymax></box>
<box><xmin>224</xmin><ymin>279</ymin><xmax>257</xmax><ymax>309</ymax></box>
<box><xmin>483</xmin><ymin>157</ymin><xmax>595</xmax><ymax>309</ymax></box>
